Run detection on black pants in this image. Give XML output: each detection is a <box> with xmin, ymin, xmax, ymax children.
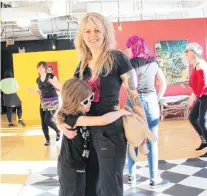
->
<box><xmin>6</xmin><ymin>105</ymin><xmax>22</xmax><ymax>122</ymax></box>
<box><xmin>189</xmin><ymin>96</ymin><xmax>207</xmax><ymax>139</ymax></box>
<box><xmin>40</xmin><ymin>108</ymin><xmax>60</xmax><ymax>141</ymax></box>
<box><xmin>58</xmin><ymin>162</ymin><xmax>86</xmax><ymax>196</ymax></box>
<box><xmin>86</xmin><ymin>118</ymin><xmax>127</xmax><ymax>196</ymax></box>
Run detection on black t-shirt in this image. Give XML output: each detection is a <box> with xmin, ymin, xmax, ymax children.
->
<box><xmin>36</xmin><ymin>73</ymin><xmax>57</xmax><ymax>98</ymax></box>
<box><xmin>74</xmin><ymin>50</ymin><xmax>133</xmax><ymax>116</ymax></box>
<box><xmin>130</xmin><ymin>57</ymin><xmax>159</xmax><ymax>93</ymax></box>
<box><xmin>58</xmin><ymin>113</ymin><xmax>87</xmax><ymax>170</ymax></box>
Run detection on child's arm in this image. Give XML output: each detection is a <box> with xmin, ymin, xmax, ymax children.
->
<box><xmin>74</xmin><ymin>109</ymin><xmax>132</xmax><ymax>127</ymax></box>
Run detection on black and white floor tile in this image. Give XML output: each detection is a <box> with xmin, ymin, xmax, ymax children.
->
<box><xmin>19</xmin><ymin>158</ymin><xmax>207</xmax><ymax>196</ymax></box>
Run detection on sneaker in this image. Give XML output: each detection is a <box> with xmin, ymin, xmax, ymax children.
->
<box><xmin>150</xmin><ymin>179</ymin><xmax>169</xmax><ymax>189</ymax></box>
<box><xmin>196</xmin><ymin>143</ymin><xmax>207</xmax><ymax>151</ymax></box>
<box><xmin>56</xmin><ymin>132</ymin><xmax>60</xmax><ymax>141</ymax></box>
<box><xmin>128</xmin><ymin>174</ymin><xmax>141</xmax><ymax>185</ymax></box>
<box><xmin>200</xmin><ymin>152</ymin><xmax>207</xmax><ymax>157</ymax></box>
<box><xmin>44</xmin><ymin>141</ymin><xmax>50</xmax><ymax>146</ymax></box>
<box><xmin>18</xmin><ymin>120</ymin><xmax>26</xmax><ymax>126</ymax></box>
<box><xmin>8</xmin><ymin>122</ymin><xmax>15</xmax><ymax>127</ymax></box>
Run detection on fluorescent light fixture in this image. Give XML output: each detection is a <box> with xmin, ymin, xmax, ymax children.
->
<box><xmin>16</xmin><ymin>19</ymin><xmax>31</xmax><ymax>28</ymax></box>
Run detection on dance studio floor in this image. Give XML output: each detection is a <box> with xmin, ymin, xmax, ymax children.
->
<box><xmin>1</xmin><ymin>115</ymin><xmax>207</xmax><ymax>196</ymax></box>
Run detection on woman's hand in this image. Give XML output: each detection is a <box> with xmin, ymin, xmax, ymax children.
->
<box><xmin>28</xmin><ymin>88</ymin><xmax>34</xmax><ymax>92</ymax></box>
<box><xmin>58</xmin><ymin>122</ymin><xmax>77</xmax><ymax>139</ymax></box>
<box><xmin>48</xmin><ymin>76</ymin><xmax>62</xmax><ymax>90</ymax></box>
<box><xmin>188</xmin><ymin>94</ymin><xmax>196</xmax><ymax>107</ymax></box>
<box><xmin>181</xmin><ymin>83</ymin><xmax>190</xmax><ymax>88</ymax></box>
<box><xmin>48</xmin><ymin>78</ymin><xmax>57</xmax><ymax>86</ymax></box>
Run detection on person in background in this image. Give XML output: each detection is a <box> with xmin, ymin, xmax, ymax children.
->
<box><xmin>0</xmin><ymin>69</ymin><xmax>26</xmax><ymax>127</ymax></box>
<box><xmin>125</xmin><ymin>35</ymin><xmax>168</xmax><ymax>188</ymax></box>
<box><xmin>47</xmin><ymin>66</ymin><xmax>54</xmax><ymax>74</ymax></box>
<box><xmin>185</xmin><ymin>43</ymin><xmax>207</xmax><ymax>157</ymax></box>
<box><xmin>28</xmin><ymin>61</ymin><xmax>61</xmax><ymax>146</ymax></box>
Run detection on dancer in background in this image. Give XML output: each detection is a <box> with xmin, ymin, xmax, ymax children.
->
<box><xmin>125</xmin><ymin>35</ymin><xmax>168</xmax><ymax>188</ymax></box>
<box><xmin>185</xmin><ymin>43</ymin><xmax>207</xmax><ymax>156</ymax></box>
<box><xmin>28</xmin><ymin>61</ymin><xmax>61</xmax><ymax>146</ymax></box>
<box><xmin>56</xmin><ymin>78</ymin><xmax>132</xmax><ymax>196</ymax></box>
<box><xmin>47</xmin><ymin>66</ymin><xmax>54</xmax><ymax>74</ymax></box>
<box><xmin>0</xmin><ymin>69</ymin><xmax>26</xmax><ymax>127</ymax></box>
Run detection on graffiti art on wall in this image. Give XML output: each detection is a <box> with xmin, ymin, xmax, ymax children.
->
<box><xmin>155</xmin><ymin>40</ymin><xmax>189</xmax><ymax>84</ymax></box>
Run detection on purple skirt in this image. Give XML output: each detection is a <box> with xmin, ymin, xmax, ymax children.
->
<box><xmin>40</xmin><ymin>96</ymin><xmax>59</xmax><ymax>111</ymax></box>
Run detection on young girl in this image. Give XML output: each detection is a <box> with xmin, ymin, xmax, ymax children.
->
<box><xmin>56</xmin><ymin>78</ymin><xmax>132</xmax><ymax>196</ymax></box>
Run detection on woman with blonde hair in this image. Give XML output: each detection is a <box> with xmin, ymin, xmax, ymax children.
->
<box><xmin>57</xmin><ymin>78</ymin><xmax>132</xmax><ymax>196</ymax></box>
<box><xmin>59</xmin><ymin>12</ymin><xmax>146</xmax><ymax>196</ymax></box>
<box><xmin>185</xmin><ymin>43</ymin><xmax>207</xmax><ymax>156</ymax></box>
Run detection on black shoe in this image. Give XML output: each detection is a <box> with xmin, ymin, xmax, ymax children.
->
<box><xmin>18</xmin><ymin>120</ymin><xmax>26</xmax><ymax>126</ymax></box>
<box><xmin>8</xmin><ymin>122</ymin><xmax>15</xmax><ymax>127</ymax></box>
<box><xmin>44</xmin><ymin>141</ymin><xmax>50</xmax><ymax>146</ymax></box>
<box><xmin>150</xmin><ymin>179</ymin><xmax>169</xmax><ymax>189</ymax></box>
<box><xmin>128</xmin><ymin>174</ymin><xmax>141</xmax><ymax>185</ymax></box>
<box><xmin>195</xmin><ymin>143</ymin><xmax>207</xmax><ymax>151</ymax></box>
<box><xmin>56</xmin><ymin>132</ymin><xmax>60</xmax><ymax>141</ymax></box>
<box><xmin>200</xmin><ymin>152</ymin><xmax>207</xmax><ymax>157</ymax></box>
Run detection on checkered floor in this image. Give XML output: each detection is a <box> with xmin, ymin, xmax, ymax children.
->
<box><xmin>19</xmin><ymin>158</ymin><xmax>207</xmax><ymax>196</ymax></box>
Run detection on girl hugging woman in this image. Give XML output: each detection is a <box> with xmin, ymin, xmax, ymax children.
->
<box><xmin>56</xmin><ymin>78</ymin><xmax>131</xmax><ymax>196</ymax></box>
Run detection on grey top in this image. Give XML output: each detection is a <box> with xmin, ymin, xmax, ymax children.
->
<box><xmin>130</xmin><ymin>57</ymin><xmax>159</xmax><ymax>93</ymax></box>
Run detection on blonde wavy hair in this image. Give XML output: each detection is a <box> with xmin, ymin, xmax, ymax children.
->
<box><xmin>74</xmin><ymin>12</ymin><xmax>116</xmax><ymax>80</ymax></box>
<box><xmin>56</xmin><ymin>78</ymin><xmax>92</xmax><ymax>123</ymax></box>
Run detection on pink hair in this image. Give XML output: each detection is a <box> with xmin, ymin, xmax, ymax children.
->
<box><xmin>126</xmin><ymin>35</ymin><xmax>155</xmax><ymax>60</ymax></box>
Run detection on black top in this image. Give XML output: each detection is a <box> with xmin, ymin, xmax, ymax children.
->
<box><xmin>130</xmin><ymin>57</ymin><xmax>159</xmax><ymax>94</ymax></box>
<box><xmin>74</xmin><ymin>50</ymin><xmax>133</xmax><ymax>116</ymax></box>
<box><xmin>58</xmin><ymin>113</ymin><xmax>88</xmax><ymax>170</ymax></box>
<box><xmin>36</xmin><ymin>73</ymin><xmax>57</xmax><ymax>98</ymax></box>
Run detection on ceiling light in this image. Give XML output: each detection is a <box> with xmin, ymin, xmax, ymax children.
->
<box><xmin>16</xmin><ymin>19</ymin><xmax>31</xmax><ymax>28</ymax></box>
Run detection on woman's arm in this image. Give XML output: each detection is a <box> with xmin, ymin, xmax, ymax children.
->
<box><xmin>15</xmin><ymin>79</ymin><xmax>20</xmax><ymax>90</ymax></box>
<box><xmin>74</xmin><ymin>109</ymin><xmax>132</xmax><ymax>127</ymax></box>
<box><xmin>48</xmin><ymin>76</ymin><xmax>62</xmax><ymax>90</ymax></box>
<box><xmin>156</xmin><ymin>68</ymin><xmax>167</xmax><ymax>101</ymax></box>
<box><xmin>120</xmin><ymin>69</ymin><xmax>147</xmax><ymax>122</ymax></box>
<box><xmin>28</xmin><ymin>85</ymin><xmax>41</xmax><ymax>95</ymax></box>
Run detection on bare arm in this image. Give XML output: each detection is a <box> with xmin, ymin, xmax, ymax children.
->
<box><xmin>156</xmin><ymin>68</ymin><xmax>167</xmax><ymax>100</ymax></box>
<box><xmin>120</xmin><ymin>69</ymin><xmax>147</xmax><ymax>122</ymax></box>
<box><xmin>15</xmin><ymin>79</ymin><xmax>20</xmax><ymax>90</ymax></box>
<box><xmin>74</xmin><ymin>109</ymin><xmax>131</xmax><ymax>127</ymax></box>
<box><xmin>28</xmin><ymin>85</ymin><xmax>41</xmax><ymax>95</ymax></box>
<box><xmin>48</xmin><ymin>76</ymin><xmax>62</xmax><ymax>90</ymax></box>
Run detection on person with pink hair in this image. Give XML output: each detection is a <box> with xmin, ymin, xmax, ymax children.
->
<box><xmin>125</xmin><ymin>35</ymin><xmax>168</xmax><ymax>188</ymax></box>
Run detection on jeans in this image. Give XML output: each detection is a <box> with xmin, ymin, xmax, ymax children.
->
<box><xmin>126</xmin><ymin>92</ymin><xmax>160</xmax><ymax>182</ymax></box>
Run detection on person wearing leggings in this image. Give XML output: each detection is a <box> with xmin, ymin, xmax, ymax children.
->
<box><xmin>184</xmin><ymin>43</ymin><xmax>207</xmax><ymax>157</ymax></box>
<box><xmin>0</xmin><ymin>69</ymin><xmax>26</xmax><ymax>127</ymax></box>
<box><xmin>28</xmin><ymin>61</ymin><xmax>61</xmax><ymax>146</ymax></box>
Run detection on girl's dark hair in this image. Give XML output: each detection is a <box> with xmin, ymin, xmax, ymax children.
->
<box><xmin>37</xmin><ymin>61</ymin><xmax>48</xmax><ymax>70</ymax></box>
<box><xmin>48</xmin><ymin>66</ymin><xmax>53</xmax><ymax>70</ymax></box>
<box><xmin>4</xmin><ymin>69</ymin><xmax>13</xmax><ymax>78</ymax></box>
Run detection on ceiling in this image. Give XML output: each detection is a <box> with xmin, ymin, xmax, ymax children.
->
<box><xmin>1</xmin><ymin>0</ymin><xmax>207</xmax><ymax>42</ymax></box>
